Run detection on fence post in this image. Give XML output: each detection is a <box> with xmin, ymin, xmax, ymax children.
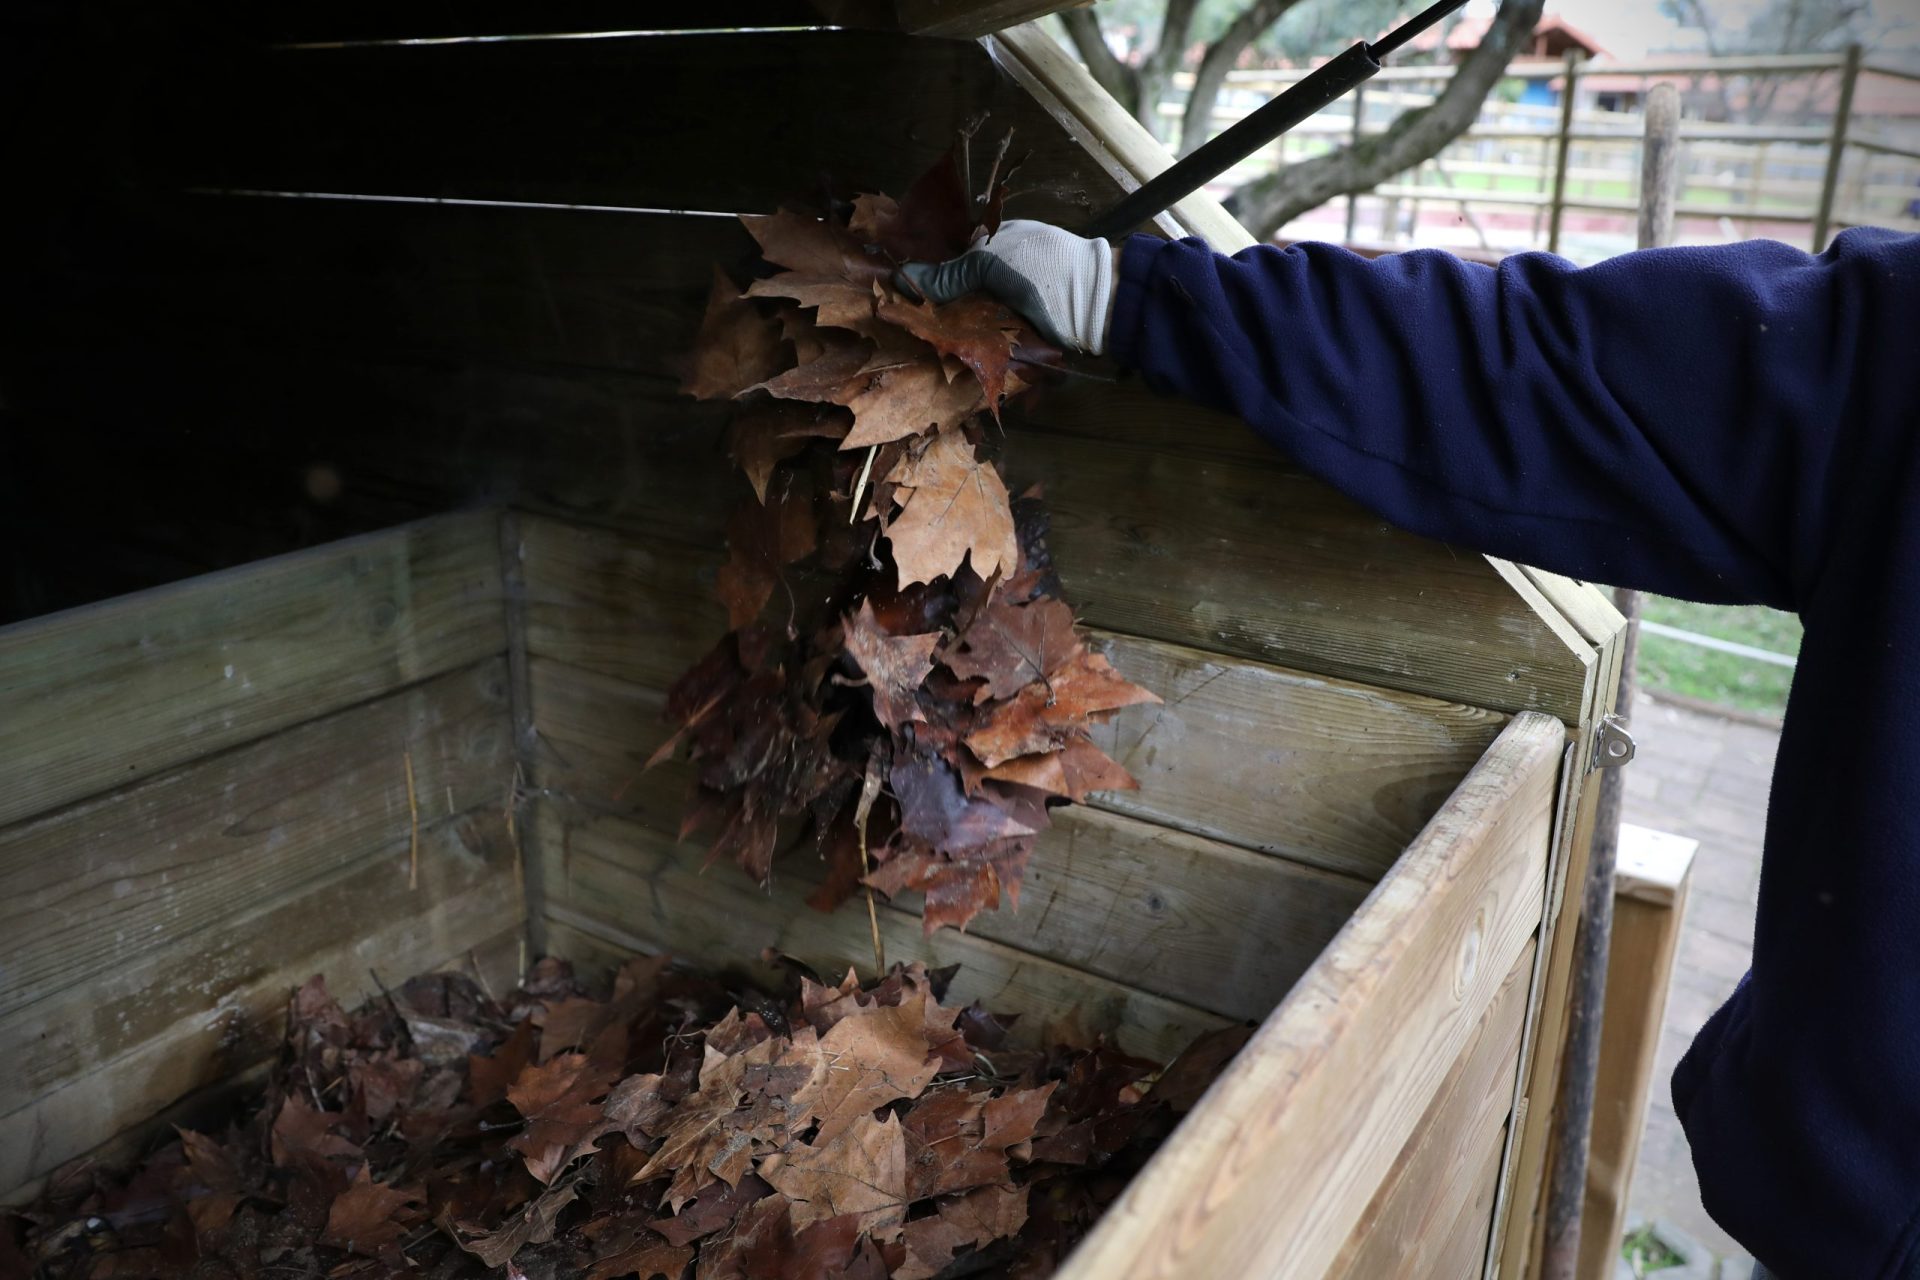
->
<box><xmin>1813</xmin><ymin>43</ymin><xmax>1863</xmax><ymax>252</ymax></box>
<box><xmin>1547</xmin><ymin>48</ymin><xmax>1582</xmax><ymax>255</ymax></box>
<box><xmin>1343</xmin><ymin>81</ymin><xmax>1365</xmax><ymax>243</ymax></box>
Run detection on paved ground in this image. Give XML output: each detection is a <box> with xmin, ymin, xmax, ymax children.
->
<box><xmin>1618</xmin><ymin>694</ymin><xmax>1780</xmax><ymax>1263</ymax></box>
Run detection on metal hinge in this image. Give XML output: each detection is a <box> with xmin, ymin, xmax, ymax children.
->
<box><xmin>1589</xmin><ymin>713</ymin><xmax>1637</xmax><ymax>771</ymax></box>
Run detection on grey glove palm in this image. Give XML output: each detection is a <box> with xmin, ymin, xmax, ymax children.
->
<box><xmin>899</xmin><ymin>220</ymin><xmax>1116</xmax><ymax>356</ymax></box>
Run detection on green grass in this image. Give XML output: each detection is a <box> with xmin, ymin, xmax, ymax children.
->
<box><xmin>1634</xmin><ymin>596</ymin><xmax>1803</xmax><ymax>719</ymax></box>
<box><xmin>1622</xmin><ymin>1223</ymin><xmax>1686</xmax><ymax>1274</ymax></box>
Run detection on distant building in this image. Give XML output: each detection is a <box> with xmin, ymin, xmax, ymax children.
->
<box><xmin>1402</xmin><ymin>13</ymin><xmax>1607</xmax><ymax>107</ymax></box>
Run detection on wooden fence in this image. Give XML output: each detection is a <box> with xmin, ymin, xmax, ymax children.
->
<box><xmin>1154</xmin><ymin>48</ymin><xmax>1920</xmax><ymax>257</ymax></box>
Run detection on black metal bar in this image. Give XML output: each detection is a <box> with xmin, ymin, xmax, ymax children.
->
<box><xmin>1080</xmin><ymin>0</ymin><xmax>1469</xmax><ymax>241</ymax></box>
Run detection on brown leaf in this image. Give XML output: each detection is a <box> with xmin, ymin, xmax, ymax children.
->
<box><xmin>761</xmin><ymin>1112</ymin><xmax>908</xmax><ymax>1240</ymax></box>
<box><xmin>883</xmin><ymin>425</ymin><xmax>1019</xmax><ymax>587</ymax></box>
<box><xmin>849</xmin><ymin>153</ymin><xmax>974</xmax><ymax>264</ymax></box>
<box><xmin>469</xmin><ymin>1019</ymin><xmax>536</xmax><ymax>1107</ymax></box>
<box><xmin>506</xmin><ymin>1053</ymin><xmax>619</xmax><ymax>1183</ymax></box>
<box><xmin>840</xmin><ymin>358</ymin><xmax>986</xmax><ymax>451</ymax></box>
<box><xmin>875</xmin><ymin>292</ymin><xmax>1023</xmax><ymax>412</ymax></box>
<box><xmin>637</xmin><ymin>1034</ymin><xmax>826</xmax><ymax>1212</ymax></box>
<box><xmin>748</xmin><ymin>333</ymin><xmax>874</xmax><ymax>405</ymax></box>
<box><xmin>889</xmin><ymin>756</ymin><xmax>1045</xmax><ymax>854</ymax></box>
<box><xmin>449</xmin><ymin>1172</ymin><xmax>580</xmax><ymax>1269</ymax></box>
<box><xmin>965</xmin><ymin>650</ymin><xmax>1160</xmax><ymax>768</ymax></box>
<box><xmin>896</xmin><ymin>1184</ymin><xmax>1031</xmax><ymax>1280</ymax></box>
<box><xmin>842</xmin><ymin>600</ymin><xmax>938</xmax><ymax>733</ymax></box>
<box><xmin>649</xmin><ymin>1172</ymin><xmax>775</xmax><ymax>1247</ymax></box>
<box><xmin>864</xmin><ymin>839</ymin><xmax>1037</xmax><ymax>933</ymax></box>
<box><xmin>270</xmin><ymin>1095</ymin><xmax>360</xmax><ymax>1167</ymax></box>
<box><xmin>683</xmin><ymin>267</ymin><xmax>787</xmax><ymax>401</ymax></box>
<box><xmin>942</xmin><ymin>593</ymin><xmax>1079</xmax><ymax>704</ymax></box>
<box><xmin>741</xmin><ymin>210</ymin><xmax>890</xmax><ymax>284</ymax></box>
<box><xmin>321</xmin><ymin>1166</ymin><xmax>420</xmax><ymax>1257</ymax></box>
<box><xmin>583</xmin><ymin>1223</ymin><xmax>694</xmax><ymax>1280</ymax></box>
<box><xmin>717</xmin><ymin>486</ymin><xmax>817</xmax><ymax>629</ymax></box>
<box><xmin>728</xmin><ymin>402</ymin><xmax>846</xmax><ymax>503</ymax></box>
<box><xmin>791</xmin><ymin>993</ymin><xmax>949</xmax><ymax>1145</ymax></box>
<box><xmin>746</xmin><ymin>272</ymin><xmax>881</xmax><ymax>335</ymax></box>
<box><xmin>603</xmin><ymin>1072</ymin><xmax>673</xmax><ymax>1144</ymax></box>
<box><xmin>1148</xmin><ymin>1025</ymin><xmax>1255</xmax><ymax>1113</ymax></box>
<box><xmin>176</xmin><ymin>1128</ymin><xmax>243</xmax><ymax>1194</ymax></box>
<box><xmin>984</xmin><ymin>738</ymin><xmax>1138</xmax><ymax>801</ymax></box>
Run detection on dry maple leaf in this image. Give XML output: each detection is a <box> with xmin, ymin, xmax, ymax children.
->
<box><xmin>746</xmin><ymin>272</ymin><xmax>883</xmax><ymax>336</ymax></box>
<box><xmin>942</xmin><ymin>592</ymin><xmax>1080</xmax><ymax>704</ymax></box>
<box><xmin>321</xmin><ymin>1166</ymin><xmax>421</xmax><ymax>1257</ymax></box>
<box><xmin>883</xmin><ymin>425</ymin><xmax>1019</xmax><ymax>587</ymax></box>
<box><xmin>874</xmin><ymin>292</ymin><xmax>1024</xmax><ymax>414</ymax></box>
<box><xmin>450</xmin><ymin>1172</ymin><xmax>582</xmax><ymax>1269</ymax></box>
<box><xmin>984</xmin><ymin>737</ymin><xmax>1139</xmax><ymax>802</ymax></box>
<box><xmin>792</xmin><ymin>993</ymin><xmax>950</xmax><ymax>1145</ymax></box>
<box><xmin>896</xmin><ymin>1183</ymin><xmax>1032</xmax><ymax>1280</ymax></box>
<box><xmin>965</xmin><ymin>650</ymin><xmax>1161</xmax><ymax>768</ymax></box>
<box><xmin>848</xmin><ymin>153</ymin><xmax>974</xmax><ymax>264</ymax></box>
<box><xmin>506</xmin><ymin>1052</ymin><xmax>619</xmax><ymax>1184</ymax></box>
<box><xmin>762</xmin><ymin>1112</ymin><xmax>909</xmax><ymax>1241</ymax></box>
<box><xmin>742</xmin><ymin>209</ymin><xmax>891</xmax><ymax>284</ymax></box>
<box><xmin>683</xmin><ymin>267</ymin><xmax>788</xmax><ymax>401</ymax></box>
<box><xmin>842</xmin><ymin>601</ymin><xmax>938</xmax><ymax>732</ymax></box>
<box><xmin>581</xmin><ymin>1222</ymin><xmax>695</xmax><ymax>1280</ymax></box>
<box><xmin>728</xmin><ymin>402</ymin><xmax>846</xmax><ymax>503</ymax></box>
<box><xmin>841</xmin><ymin>357</ymin><xmax>986</xmax><ymax>451</ymax></box>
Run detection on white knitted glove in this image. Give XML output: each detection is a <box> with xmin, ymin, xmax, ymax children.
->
<box><xmin>898</xmin><ymin>220</ymin><xmax>1117</xmax><ymax>355</ymax></box>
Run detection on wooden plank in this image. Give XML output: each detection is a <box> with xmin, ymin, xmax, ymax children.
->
<box><xmin>534</xmin><ymin>805</ymin><xmax>1231</xmax><ymax>1063</ymax></box>
<box><xmin>165</xmin><ymin>31</ymin><xmax>1133</xmax><ymax>227</ymax></box>
<box><xmin>0</xmin><ymin>511</ymin><xmax>505</xmax><ymax>827</ymax></box>
<box><xmin>987</xmin><ymin>23</ymin><xmax>1256</xmax><ymax>249</ymax></box>
<box><xmin>1578</xmin><ymin>835</ymin><xmax>1694</xmax><ymax>1280</ymax></box>
<box><xmin>1330</xmin><ymin>938</ymin><xmax>1534</xmax><ymax>1278</ymax></box>
<box><xmin>1012</xmin><ymin>383</ymin><xmax>1594</xmax><ymax>720</ymax></box>
<box><xmin>527</xmin><ymin>657</ymin><xmax>1370</xmax><ymax>1021</ymax></box>
<box><xmin>1433</xmin><ymin>1123</ymin><xmax>1509</xmax><ymax>1279</ymax></box>
<box><xmin>1053</xmin><ymin>712</ymin><xmax>1564</xmax><ymax>1280</ymax></box>
<box><xmin>0</xmin><ymin>812</ymin><xmax>522</xmax><ymax>1200</ymax></box>
<box><xmin>230</xmin><ymin>0</ymin><xmax>836</xmax><ymax>44</ymax></box>
<box><xmin>29</xmin><ymin>199</ymin><xmax>756</xmax><ymax>382</ymax></box>
<box><xmin>519</xmin><ymin>514</ymin><xmax>1510</xmax><ymax>877</ymax></box>
<box><xmin>0</xmin><ymin>659</ymin><xmax>512</xmax><ymax>1021</ymax></box>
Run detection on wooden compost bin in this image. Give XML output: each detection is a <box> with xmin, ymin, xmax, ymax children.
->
<box><xmin>3</xmin><ymin>5</ymin><xmax>1628</xmax><ymax>1276</ymax></box>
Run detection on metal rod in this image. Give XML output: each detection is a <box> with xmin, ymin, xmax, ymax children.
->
<box><xmin>1540</xmin><ymin>81</ymin><xmax>1677</xmax><ymax>1280</ymax></box>
<box><xmin>1546</xmin><ymin>48</ymin><xmax>1581</xmax><ymax>255</ymax></box>
<box><xmin>1812</xmin><ymin>43</ymin><xmax>1863</xmax><ymax>252</ymax></box>
<box><xmin>1343</xmin><ymin>81</ymin><xmax>1365</xmax><ymax>243</ymax></box>
<box><xmin>1080</xmin><ymin>0</ymin><xmax>1467</xmax><ymax>240</ymax></box>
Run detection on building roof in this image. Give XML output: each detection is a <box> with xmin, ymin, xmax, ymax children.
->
<box><xmin>1404</xmin><ymin>12</ymin><xmax>1606</xmax><ymax>58</ymax></box>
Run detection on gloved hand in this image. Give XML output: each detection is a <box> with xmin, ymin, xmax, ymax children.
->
<box><xmin>898</xmin><ymin>220</ymin><xmax>1117</xmax><ymax>356</ymax></box>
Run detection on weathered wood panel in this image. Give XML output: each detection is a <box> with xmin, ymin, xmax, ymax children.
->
<box><xmin>1011</xmin><ymin>381</ymin><xmax>1595</xmax><ymax>721</ymax></box>
<box><xmin>169</xmin><ymin>31</ymin><xmax>1132</xmax><ymax>228</ymax></box>
<box><xmin>1055</xmin><ymin>712</ymin><xmax>1563</xmax><ymax>1280</ymax></box>
<box><xmin>519</xmin><ymin>514</ymin><xmax>1509</xmax><ymax>877</ymax></box>
<box><xmin>527</xmin><ymin>657</ymin><xmax>1370</xmax><ymax>1021</ymax></box>
<box><xmin>0</xmin><ymin>511</ymin><xmax>504</xmax><ymax>827</ymax></box>
<box><xmin>0</xmin><ymin>660</ymin><xmax>511</xmax><ymax>1019</ymax></box>
<box><xmin>1431</xmin><ymin>1123</ymin><xmax>1509</xmax><ymax>1279</ymax></box>
<box><xmin>0</xmin><ymin>812</ymin><xmax>521</xmax><ymax>1201</ymax></box>
<box><xmin>535</xmin><ymin>806</ymin><xmax>1229</xmax><ymax>1062</ymax></box>
<box><xmin>1329</xmin><ymin>938</ymin><xmax>1533</xmax><ymax>1278</ymax></box>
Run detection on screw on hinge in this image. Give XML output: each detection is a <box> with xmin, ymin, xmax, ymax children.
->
<box><xmin>1589</xmin><ymin>713</ymin><xmax>1637</xmax><ymax>771</ymax></box>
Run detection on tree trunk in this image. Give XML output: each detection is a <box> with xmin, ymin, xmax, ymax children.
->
<box><xmin>1176</xmin><ymin>0</ymin><xmax>1306</xmax><ymax>158</ymax></box>
<box><xmin>1224</xmin><ymin>0</ymin><xmax>1546</xmax><ymax>240</ymax></box>
<box><xmin>1058</xmin><ymin>8</ymin><xmax>1141</xmax><ymax>118</ymax></box>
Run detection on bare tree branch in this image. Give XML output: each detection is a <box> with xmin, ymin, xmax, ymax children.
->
<box><xmin>1176</xmin><ymin>0</ymin><xmax>1307</xmax><ymax>157</ymax></box>
<box><xmin>1224</xmin><ymin>0</ymin><xmax>1546</xmax><ymax>241</ymax></box>
<box><xmin>1059</xmin><ymin>7</ymin><xmax>1140</xmax><ymax>115</ymax></box>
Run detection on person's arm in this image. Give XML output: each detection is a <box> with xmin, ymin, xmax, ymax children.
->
<box><xmin>1115</xmin><ymin>229</ymin><xmax>1920</xmax><ymax>610</ymax></box>
<box><xmin>913</xmin><ymin>224</ymin><xmax>1920</xmax><ymax>612</ymax></box>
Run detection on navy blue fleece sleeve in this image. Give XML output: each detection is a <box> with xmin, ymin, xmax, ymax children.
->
<box><xmin>1109</xmin><ymin>229</ymin><xmax>1919</xmax><ymax>611</ymax></box>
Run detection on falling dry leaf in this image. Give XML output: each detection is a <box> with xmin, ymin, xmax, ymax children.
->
<box><xmin>842</xmin><ymin>601</ymin><xmax>938</xmax><ymax>732</ymax></box>
<box><xmin>884</xmin><ymin>425</ymin><xmax>1019</xmax><ymax>587</ymax></box>
<box><xmin>683</xmin><ymin>268</ymin><xmax>788</xmax><ymax>401</ymax></box>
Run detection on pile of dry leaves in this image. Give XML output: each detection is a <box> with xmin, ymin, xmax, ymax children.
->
<box><xmin>4</xmin><ymin>957</ymin><xmax>1246</xmax><ymax>1279</ymax></box>
<box><xmin>663</xmin><ymin>145</ymin><xmax>1159</xmax><ymax>933</ymax></box>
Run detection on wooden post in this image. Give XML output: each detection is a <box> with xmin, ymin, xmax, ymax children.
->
<box><xmin>1812</xmin><ymin>43</ymin><xmax>1862</xmax><ymax>252</ymax></box>
<box><xmin>1538</xmin><ymin>81</ymin><xmax>1676</xmax><ymax>1280</ymax></box>
<box><xmin>1578</xmin><ymin>826</ymin><xmax>1698</xmax><ymax>1280</ymax></box>
<box><xmin>1547</xmin><ymin>49</ymin><xmax>1581</xmax><ymax>255</ymax></box>
<box><xmin>1344</xmin><ymin>81</ymin><xmax>1365</xmax><ymax>243</ymax></box>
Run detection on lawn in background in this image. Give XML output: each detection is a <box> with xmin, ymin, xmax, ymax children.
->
<box><xmin>1635</xmin><ymin>596</ymin><xmax>1803</xmax><ymax>719</ymax></box>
